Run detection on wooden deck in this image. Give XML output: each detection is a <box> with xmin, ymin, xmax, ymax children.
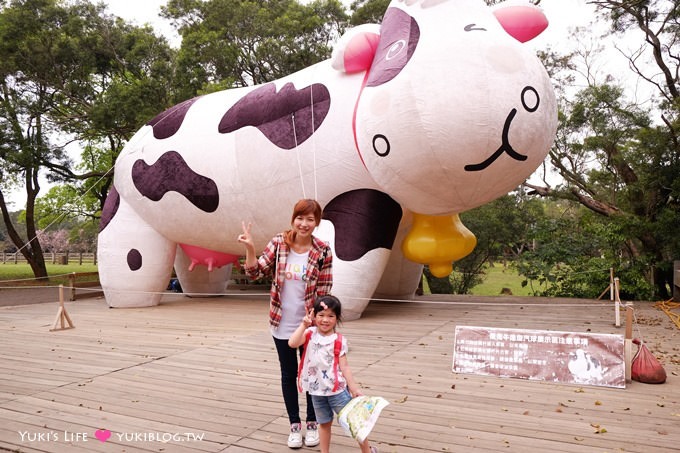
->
<box><xmin>0</xmin><ymin>290</ymin><xmax>678</xmax><ymax>453</ymax></box>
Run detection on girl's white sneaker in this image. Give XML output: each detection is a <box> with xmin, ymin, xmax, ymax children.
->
<box><xmin>304</xmin><ymin>422</ymin><xmax>319</xmax><ymax>447</ymax></box>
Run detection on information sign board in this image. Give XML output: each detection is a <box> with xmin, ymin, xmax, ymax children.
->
<box><xmin>452</xmin><ymin>326</ymin><xmax>625</xmax><ymax>388</ymax></box>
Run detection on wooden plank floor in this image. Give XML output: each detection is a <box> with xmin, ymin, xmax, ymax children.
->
<box><xmin>0</xmin><ymin>290</ymin><xmax>678</xmax><ymax>452</ymax></box>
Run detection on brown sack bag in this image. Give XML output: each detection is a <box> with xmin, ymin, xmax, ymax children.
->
<box><xmin>631</xmin><ymin>338</ymin><xmax>667</xmax><ymax>384</ymax></box>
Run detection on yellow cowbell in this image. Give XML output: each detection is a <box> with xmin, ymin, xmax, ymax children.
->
<box><xmin>401</xmin><ymin>213</ymin><xmax>477</xmax><ymax>278</ymax></box>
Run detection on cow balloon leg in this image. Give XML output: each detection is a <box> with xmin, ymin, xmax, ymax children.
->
<box><xmin>98</xmin><ymin>189</ymin><xmax>176</xmax><ymax>307</ymax></box>
<box><xmin>318</xmin><ymin>190</ymin><xmax>403</xmax><ymax>320</ymax></box>
<box><xmin>373</xmin><ymin>213</ymin><xmax>424</xmax><ymax>299</ymax></box>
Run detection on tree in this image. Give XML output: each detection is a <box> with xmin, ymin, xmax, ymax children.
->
<box><xmin>0</xmin><ymin>0</ymin><xmax>175</xmax><ymax>279</ymax></box>
<box><xmin>68</xmin><ymin>221</ymin><xmax>98</xmax><ymax>254</ymax></box>
<box><xmin>424</xmin><ymin>194</ymin><xmax>544</xmax><ymax>295</ymax></box>
<box><xmin>162</xmin><ymin>0</ymin><xmax>349</xmax><ymax>98</ymax></box>
<box><xmin>450</xmin><ymin>194</ymin><xmax>543</xmax><ymax>294</ymax></box>
<box><xmin>348</xmin><ymin>0</ymin><xmax>389</xmax><ymax>25</ymax></box>
<box><xmin>524</xmin><ymin>0</ymin><xmax>680</xmax><ymax>299</ymax></box>
<box><xmin>0</xmin><ymin>0</ymin><xmax>83</xmax><ymax>278</ymax></box>
<box><xmin>37</xmin><ymin>229</ymin><xmax>70</xmax><ymax>253</ymax></box>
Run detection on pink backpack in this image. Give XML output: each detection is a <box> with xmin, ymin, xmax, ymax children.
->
<box><xmin>297</xmin><ymin>330</ymin><xmax>343</xmax><ymax>392</ymax></box>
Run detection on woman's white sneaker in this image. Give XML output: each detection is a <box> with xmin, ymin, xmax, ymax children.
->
<box><xmin>287</xmin><ymin>423</ymin><xmax>302</xmax><ymax>449</ymax></box>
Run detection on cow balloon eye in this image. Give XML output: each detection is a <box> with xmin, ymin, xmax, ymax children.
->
<box><xmin>521</xmin><ymin>86</ymin><xmax>540</xmax><ymax>112</ymax></box>
<box><xmin>464</xmin><ymin>24</ymin><xmax>486</xmax><ymax>32</ymax></box>
<box><xmin>373</xmin><ymin>134</ymin><xmax>390</xmax><ymax>157</ymax></box>
<box><xmin>385</xmin><ymin>39</ymin><xmax>407</xmax><ymax>61</ymax></box>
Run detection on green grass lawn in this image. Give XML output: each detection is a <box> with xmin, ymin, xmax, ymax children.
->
<box><xmin>0</xmin><ymin>263</ymin><xmax>99</xmax><ymax>286</ymax></box>
<box><xmin>420</xmin><ymin>263</ymin><xmax>535</xmax><ymax>297</ymax></box>
<box><xmin>469</xmin><ymin>263</ymin><xmax>533</xmax><ymax>296</ymax></box>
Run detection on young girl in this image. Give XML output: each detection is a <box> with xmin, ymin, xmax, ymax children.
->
<box><xmin>289</xmin><ymin>295</ymin><xmax>378</xmax><ymax>453</ymax></box>
<box><xmin>238</xmin><ymin>199</ymin><xmax>332</xmax><ymax>449</ymax></box>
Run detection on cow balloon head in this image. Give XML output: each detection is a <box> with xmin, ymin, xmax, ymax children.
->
<box><xmin>333</xmin><ymin>0</ymin><xmax>556</xmax><ymax>275</ymax></box>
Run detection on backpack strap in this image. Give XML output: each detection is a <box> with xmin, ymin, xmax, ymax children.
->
<box><xmin>297</xmin><ymin>329</ymin><xmax>313</xmax><ymax>392</ymax></box>
<box><xmin>332</xmin><ymin>333</ymin><xmax>343</xmax><ymax>392</ymax></box>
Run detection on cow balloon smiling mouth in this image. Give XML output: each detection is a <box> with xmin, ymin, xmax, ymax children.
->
<box><xmin>98</xmin><ymin>0</ymin><xmax>558</xmax><ymax>320</ymax></box>
<box><xmin>464</xmin><ymin>85</ymin><xmax>540</xmax><ymax>171</ymax></box>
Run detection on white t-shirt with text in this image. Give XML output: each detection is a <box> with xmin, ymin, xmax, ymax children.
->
<box><xmin>274</xmin><ymin>250</ymin><xmax>308</xmax><ymax>339</ymax></box>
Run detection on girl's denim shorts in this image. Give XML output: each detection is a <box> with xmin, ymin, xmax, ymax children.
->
<box><xmin>310</xmin><ymin>389</ymin><xmax>352</xmax><ymax>424</ymax></box>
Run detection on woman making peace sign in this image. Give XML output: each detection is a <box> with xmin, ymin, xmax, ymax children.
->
<box><xmin>238</xmin><ymin>199</ymin><xmax>333</xmax><ymax>449</ymax></box>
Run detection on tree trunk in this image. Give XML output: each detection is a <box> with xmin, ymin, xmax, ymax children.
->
<box><xmin>423</xmin><ymin>266</ymin><xmax>453</xmax><ymax>294</ymax></box>
<box><xmin>0</xmin><ymin>182</ymin><xmax>49</xmax><ymax>282</ymax></box>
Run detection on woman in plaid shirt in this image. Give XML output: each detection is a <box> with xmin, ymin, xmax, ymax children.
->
<box><xmin>238</xmin><ymin>199</ymin><xmax>333</xmax><ymax>449</ymax></box>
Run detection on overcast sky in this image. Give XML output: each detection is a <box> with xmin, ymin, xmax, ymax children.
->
<box><xmin>103</xmin><ymin>0</ymin><xmax>632</xmax><ymax>92</ymax></box>
<box><xmin>103</xmin><ymin>0</ymin><xmax>598</xmax><ymax>51</ymax></box>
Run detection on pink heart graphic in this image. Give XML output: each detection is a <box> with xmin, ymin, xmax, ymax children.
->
<box><xmin>94</xmin><ymin>429</ymin><xmax>111</xmax><ymax>442</ymax></box>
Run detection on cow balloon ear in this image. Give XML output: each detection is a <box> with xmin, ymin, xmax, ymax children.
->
<box><xmin>492</xmin><ymin>1</ymin><xmax>548</xmax><ymax>43</ymax></box>
<box><xmin>331</xmin><ymin>24</ymin><xmax>381</xmax><ymax>73</ymax></box>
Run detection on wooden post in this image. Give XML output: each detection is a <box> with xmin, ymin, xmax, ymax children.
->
<box><xmin>597</xmin><ymin>268</ymin><xmax>615</xmax><ymax>301</ymax></box>
<box><xmin>68</xmin><ymin>273</ymin><xmax>77</xmax><ymax>301</ymax></box>
<box><xmin>50</xmin><ymin>285</ymin><xmax>75</xmax><ymax>331</ymax></box>
<box><xmin>614</xmin><ymin>277</ymin><xmax>621</xmax><ymax>327</ymax></box>
<box><xmin>674</xmin><ymin>260</ymin><xmax>680</xmax><ymax>302</ymax></box>
<box><xmin>624</xmin><ymin>303</ymin><xmax>634</xmax><ymax>383</ymax></box>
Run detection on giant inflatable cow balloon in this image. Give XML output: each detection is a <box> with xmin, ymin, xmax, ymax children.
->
<box><xmin>98</xmin><ymin>0</ymin><xmax>557</xmax><ymax>319</ymax></box>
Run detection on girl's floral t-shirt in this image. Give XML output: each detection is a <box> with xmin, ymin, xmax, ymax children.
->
<box><xmin>300</xmin><ymin>327</ymin><xmax>348</xmax><ymax>396</ymax></box>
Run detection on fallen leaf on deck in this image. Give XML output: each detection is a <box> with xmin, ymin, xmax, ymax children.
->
<box><xmin>591</xmin><ymin>423</ymin><xmax>607</xmax><ymax>434</ymax></box>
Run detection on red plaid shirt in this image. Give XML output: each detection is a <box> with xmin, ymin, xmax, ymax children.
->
<box><xmin>244</xmin><ymin>233</ymin><xmax>333</xmax><ymax>329</ymax></box>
